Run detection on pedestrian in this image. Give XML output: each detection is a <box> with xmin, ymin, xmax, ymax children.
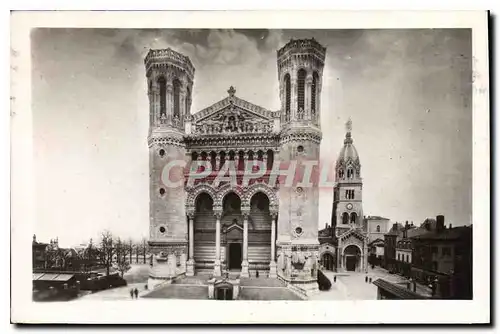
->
<box><xmin>365</xmin><ymin>276</ymin><xmax>368</xmax><ymax>283</ymax></box>
<box><xmin>369</xmin><ymin>277</ymin><xmax>372</xmax><ymax>283</ymax></box>
<box><xmin>334</xmin><ymin>276</ymin><xmax>337</xmax><ymax>283</ymax></box>
<box><xmin>129</xmin><ymin>288</ymin><xmax>134</xmax><ymax>299</ymax></box>
<box><xmin>134</xmin><ymin>288</ymin><xmax>138</xmax><ymax>299</ymax></box>
<box><xmin>144</xmin><ymin>284</ymin><xmax>148</xmax><ymax>290</ymax></box>
<box><xmin>256</xmin><ymin>270</ymin><xmax>259</xmax><ymax>278</ymax></box>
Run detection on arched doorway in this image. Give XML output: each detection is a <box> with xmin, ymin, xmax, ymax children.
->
<box><xmin>343</xmin><ymin>245</ymin><xmax>362</xmax><ymax>272</ymax></box>
<box><xmin>249</xmin><ymin>192</ymin><xmax>272</xmax><ymax>272</ymax></box>
<box><xmin>194</xmin><ymin>193</ymin><xmax>215</xmax><ymax>270</ymax></box>
<box><xmin>215</xmin><ymin>282</ymin><xmax>234</xmax><ymax>300</ymax></box>
<box><xmin>222</xmin><ymin>192</ymin><xmax>242</xmax><ymax>271</ymax></box>
<box><xmin>321</xmin><ymin>253</ymin><xmax>335</xmax><ymax>271</ymax></box>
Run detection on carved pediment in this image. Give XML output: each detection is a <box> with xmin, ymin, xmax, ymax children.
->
<box><xmin>191</xmin><ymin>87</ymin><xmax>276</xmax><ymax>135</ymax></box>
<box><xmin>339</xmin><ymin>228</ymin><xmax>367</xmax><ymax>243</ymax></box>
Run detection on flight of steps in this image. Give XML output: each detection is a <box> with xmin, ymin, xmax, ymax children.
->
<box><xmin>238</xmin><ymin>277</ymin><xmax>302</xmax><ymax>300</ymax></box>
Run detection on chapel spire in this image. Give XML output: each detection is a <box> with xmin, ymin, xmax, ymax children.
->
<box><xmin>344</xmin><ymin>117</ymin><xmax>353</xmax><ymax>144</ymax></box>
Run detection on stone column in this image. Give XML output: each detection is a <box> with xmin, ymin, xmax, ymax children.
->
<box><xmin>269</xmin><ymin>211</ymin><xmax>278</xmax><ymax>278</ymax></box>
<box><xmin>166</xmin><ymin>83</ymin><xmax>173</xmax><ymax>124</ymax></box>
<box><xmin>186</xmin><ymin>210</ymin><xmax>195</xmax><ymax>276</ymax></box>
<box><xmin>337</xmin><ymin>246</ymin><xmax>342</xmax><ymax>271</ymax></box>
<box><xmin>241</xmin><ymin>207</ymin><xmax>250</xmax><ymax>277</ymax></box>
<box><xmin>214</xmin><ymin>209</ymin><xmax>222</xmax><ymax>277</ymax></box>
<box><xmin>215</xmin><ymin>152</ymin><xmax>221</xmax><ymax>171</ymax></box>
<box><xmin>305</xmin><ymin>74</ymin><xmax>313</xmax><ymax>120</ymax></box>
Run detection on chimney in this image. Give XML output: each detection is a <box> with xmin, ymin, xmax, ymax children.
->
<box><xmin>33</xmin><ymin>234</ymin><xmax>36</xmax><ymax>243</ymax></box>
<box><xmin>325</xmin><ymin>223</ymin><xmax>328</xmax><ymax>229</ymax></box>
<box><xmin>436</xmin><ymin>215</ymin><xmax>445</xmax><ymax>233</ymax></box>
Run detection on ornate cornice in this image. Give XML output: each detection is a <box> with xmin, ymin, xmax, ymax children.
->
<box><xmin>148</xmin><ymin>135</ymin><xmax>186</xmax><ymax>148</ymax></box>
<box><xmin>144</xmin><ymin>48</ymin><xmax>195</xmax><ymax>80</ymax></box>
<box><xmin>279</xmin><ymin>128</ymin><xmax>322</xmax><ymax>145</ymax></box>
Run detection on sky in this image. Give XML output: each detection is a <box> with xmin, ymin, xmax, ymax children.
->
<box><xmin>32</xmin><ymin>28</ymin><xmax>472</xmax><ymax>247</ymax></box>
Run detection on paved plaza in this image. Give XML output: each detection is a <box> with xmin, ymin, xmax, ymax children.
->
<box><xmin>68</xmin><ymin>263</ymin><xmax>430</xmax><ymax>301</ymax></box>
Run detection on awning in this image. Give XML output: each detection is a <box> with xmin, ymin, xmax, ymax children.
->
<box><xmin>33</xmin><ymin>273</ymin><xmax>75</xmax><ymax>282</ymax></box>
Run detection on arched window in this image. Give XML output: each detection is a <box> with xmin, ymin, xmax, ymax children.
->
<box><xmin>185</xmin><ymin>86</ymin><xmax>191</xmax><ymax>115</ymax></box>
<box><xmin>297</xmin><ymin>69</ymin><xmax>306</xmax><ymax>112</ymax></box>
<box><xmin>350</xmin><ymin>212</ymin><xmax>357</xmax><ymax>224</ymax></box>
<box><xmin>284</xmin><ymin>74</ymin><xmax>291</xmax><ymax>122</ymax></box>
<box><xmin>173</xmin><ymin>79</ymin><xmax>181</xmax><ymax>118</ymax></box>
<box><xmin>376</xmin><ymin>225</ymin><xmax>381</xmax><ymax>232</ymax></box>
<box><xmin>311</xmin><ymin>71</ymin><xmax>319</xmax><ymax>116</ymax></box>
<box><xmin>238</xmin><ymin>151</ymin><xmax>245</xmax><ymax>171</ymax></box>
<box><xmin>338</xmin><ymin>169</ymin><xmax>344</xmax><ymax>179</ymax></box>
<box><xmin>347</xmin><ymin>168</ymin><xmax>354</xmax><ymax>179</ymax></box>
<box><xmin>158</xmin><ymin>77</ymin><xmax>166</xmax><ymax>116</ymax></box>
<box><xmin>342</xmin><ymin>212</ymin><xmax>349</xmax><ymax>225</ymax></box>
<box><xmin>267</xmin><ymin>150</ymin><xmax>274</xmax><ymax>171</ymax></box>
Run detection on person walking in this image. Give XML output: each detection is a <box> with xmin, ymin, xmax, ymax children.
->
<box><xmin>134</xmin><ymin>287</ymin><xmax>139</xmax><ymax>299</ymax></box>
<box><xmin>129</xmin><ymin>288</ymin><xmax>134</xmax><ymax>299</ymax></box>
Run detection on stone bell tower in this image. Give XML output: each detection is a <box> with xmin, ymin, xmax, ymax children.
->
<box><xmin>275</xmin><ymin>38</ymin><xmax>326</xmax><ymax>295</ymax></box>
<box><xmin>145</xmin><ymin>48</ymin><xmax>194</xmax><ymax>286</ymax></box>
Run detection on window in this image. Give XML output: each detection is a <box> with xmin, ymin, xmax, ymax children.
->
<box><xmin>159</xmin><ymin>188</ymin><xmax>165</xmax><ymax>196</ymax></box>
<box><xmin>158</xmin><ymin>77</ymin><xmax>166</xmax><ymax>116</ymax></box>
<box><xmin>297</xmin><ymin>69</ymin><xmax>306</xmax><ymax>112</ymax></box>
<box><xmin>376</xmin><ymin>225</ymin><xmax>381</xmax><ymax>232</ymax></box>
<box><xmin>311</xmin><ymin>72</ymin><xmax>319</xmax><ymax>116</ymax></box>
<box><xmin>284</xmin><ymin>74</ymin><xmax>291</xmax><ymax>121</ymax></box>
<box><xmin>159</xmin><ymin>149</ymin><xmax>165</xmax><ymax>157</ymax></box>
<box><xmin>338</xmin><ymin>169</ymin><xmax>344</xmax><ymax>179</ymax></box>
<box><xmin>398</xmin><ymin>254</ymin><xmax>400</xmax><ymax>261</ymax></box>
<box><xmin>432</xmin><ymin>261</ymin><xmax>438</xmax><ymax>271</ymax></box>
<box><xmin>442</xmin><ymin>247</ymin><xmax>451</xmax><ymax>256</ymax></box>
<box><xmin>173</xmin><ymin>78</ymin><xmax>181</xmax><ymax>118</ymax></box>
<box><xmin>267</xmin><ymin>150</ymin><xmax>274</xmax><ymax>170</ymax></box>
<box><xmin>347</xmin><ymin>168</ymin><xmax>354</xmax><ymax>179</ymax></box>
<box><xmin>297</xmin><ymin>145</ymin><xmax>304</xmax><ymax>153</ymax></box>
<box><xmin>342</xmin><ymin>212</ymin><xmax>349</xmax><ymax>225</ymax></box>
<box><xmin>350</xmin><ymin>212</ymin><xmax>357</xmax><ymax>224</ymax></box>
<box><xmin>406</xmin><ymin>255</ymin><xmax>409</xmax><ymax>263</ymax></box>
<box><xmin>185</xmin><ymin>86</ymin><xmax>191</xmax><ymax>115</ymax></box>
<box><xmin>431</xmin><ymin>246</ymin><xmax>438</xmax><ymax>254</ymax></box>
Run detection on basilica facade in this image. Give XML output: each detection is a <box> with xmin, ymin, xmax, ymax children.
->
<box><xmin>145</xmin><ymin>39</ymin><xmax>326</xmax><ymax>295</ymax></box>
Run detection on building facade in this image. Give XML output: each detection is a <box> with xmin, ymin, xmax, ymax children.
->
<box><xmin>146</xmin><ymin>39</ymin><xmax>327</xmax><ymax>295</ymax></box>
<box><xmin>411</xmin><ymin>215</ymin><xmax>472</xmax><ymax>299</ymax></box>
<box><xmin>364</xmin><ymin>216</ymin><xmax>391</xmax><ymax>243</ymax></box>
<box><xmin>332</xmin><ymin>120</ymin><xmax>368</xmax><ymax>272</ymax></box>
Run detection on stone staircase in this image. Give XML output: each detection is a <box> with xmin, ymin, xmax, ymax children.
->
<box><xmin>143</xmin><ymin>284</ymin><xmax>209</xmax><ymax>300</ymax></box>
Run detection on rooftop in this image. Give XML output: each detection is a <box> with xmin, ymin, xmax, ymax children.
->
<box><xmin>372</xmin><ymin>279</ymin><xmax>428</xmax><ymax>300</ymax></box>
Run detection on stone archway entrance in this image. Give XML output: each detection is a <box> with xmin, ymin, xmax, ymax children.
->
<box><xmin>321</xmin><ymin>253</ymin><xmax>335</xmax><ymax>271</ymax></box>
<box><xmin>343</xmin><ymin>245</ymin><xmax>362</xmax><ymax>272</ymax></box>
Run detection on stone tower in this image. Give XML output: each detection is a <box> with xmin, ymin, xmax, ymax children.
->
<box><xmin>144</xmin><ymin>48</ymin><xmax>194</xmax><ymax>283</ymax></box>
<box><xmin>275</xmin><ymin>38</ymin><xmax>326</xmax><ymax>295</ymax></box>
<box><xmin>332</xmin><ymin>118</ymin><xmax>363</xmax><ymax>230</ymax></box>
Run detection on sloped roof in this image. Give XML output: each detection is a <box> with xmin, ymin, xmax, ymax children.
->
<box><xmin>365</xmin><ymin>216</ymin><xmax>390</xmax><ymax>220</ymax></box>
<box><xmin>412</xmin><ymin>226</ymin><xmax>472</xmax><ymax>241</ymax></box>
<box><xmin>372</xmin><ymin>279</ymin><xmax>428</xmax><ymax>299</ymax></box>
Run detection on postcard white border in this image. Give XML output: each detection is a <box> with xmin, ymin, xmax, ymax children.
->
<box><xmin>10</xmin><ymin>10</ymin><xmax>490</xmax><ymax>324</ymax></box>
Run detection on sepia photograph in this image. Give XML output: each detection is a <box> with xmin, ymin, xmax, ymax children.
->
<box><xmin>10</xmin><ymin>10</ymin><xmax>490</xmax><ymax>324</ymax></box>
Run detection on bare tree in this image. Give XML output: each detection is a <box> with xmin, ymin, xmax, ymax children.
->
<box><xmin>141</xmin><ymin>238</ymin><xmax>148</xmax><ymax>264</ymax></box>
<box><xmin>98</xmin><ymin>230</ymin><xmax>115</xmax><ymax>276</ymax></box>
